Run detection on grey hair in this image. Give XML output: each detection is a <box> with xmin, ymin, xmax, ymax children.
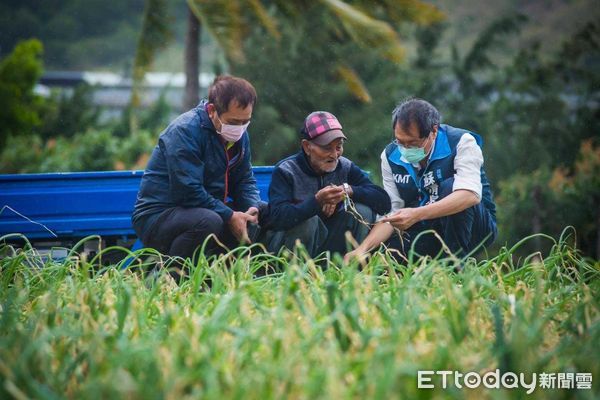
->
<box><xmin>392</xmin><ymin>98</ymin><xmax>441</xmax><ymax>138</ymax></box>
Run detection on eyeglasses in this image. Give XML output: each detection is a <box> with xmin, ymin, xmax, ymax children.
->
<box><xmin>393</xmin><ymin>133</ymin><xmax>431</xmax><ymax>149</ymax></box>
<box><xmin>216</xmin><ymin>113</ymin><xmax>251</xmax><ymax>126</ymax></box>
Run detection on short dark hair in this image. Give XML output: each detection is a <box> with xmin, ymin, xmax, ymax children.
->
<box><xmin>208</xmin><ymin>75</ymin><xmax>257</xmax><ymax>114</ymax></box>
<box><xmin>392</xmin><ymin>98</ymin><xmax>441</xmax><ymax>138</ymax></box>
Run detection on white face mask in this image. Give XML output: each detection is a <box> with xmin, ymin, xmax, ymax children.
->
<box><xmin>216</xmin><ymin>114</ymin><xmax>250</xmax><ymax>142</ymax></box>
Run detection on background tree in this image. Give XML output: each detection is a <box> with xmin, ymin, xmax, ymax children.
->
<box><xmin>234</xmin><ymin>7</ymin><xmax>409</xmax><ymax>167</ymax></box>
<box><xmin>483</xmin><ymin>22</ymin><xmax>599</xmax><ymax>256</ymax></box>
<box><xmin>132</xmin><ymin>0</ymin><xmax>444</xmax><ymax>113</ymax></box>
<box><xmin>184</xmin><ymin>4</ymin><xmax>201</xmax><ymax>109</ymax></box>
<box><xmin>0</xmin><ymin>0</ymin><xmax>146</xmax><ymax>70</ymax></box>
<box><xmin>37</xmin><ymin>84</ymin><xmax>100</xmax><ymax>139</ymax></box>
<box><xmin>130</xmin><ymin>0</ymin><xmax>172</xmax><ymax>132</ymax></box>
<box><xmin>0</xmin><ymin>39</ymin><xmax>44</xmax><ymax>152</ymax></box>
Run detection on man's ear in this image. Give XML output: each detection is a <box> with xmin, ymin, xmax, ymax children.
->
<box><xmin>301</xmin><ymin>139</ymin><xmax>311</xmax><ymax>154</ymax></box>
<box><xmin>206</xmin><ymin>103</ymin><xmax>216</xmax><ymax>117</ymax></box>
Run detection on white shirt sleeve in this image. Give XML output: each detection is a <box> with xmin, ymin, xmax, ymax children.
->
<box><xmin>380</xmin><ymin>149</ymin><xmax>404</xmax><ymax>218</ymax></box>
<box><xmin>453</xmin><ymin>133</ymin><xmax>483</xmax><ymax>198</ymax></box>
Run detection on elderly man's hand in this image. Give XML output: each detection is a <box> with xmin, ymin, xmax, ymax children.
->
<box><xmin>246</xmin><ymin>206</ymin><xmax>259</xmax><ymax>218</ymax></box>
<box><xmin>344</xmin><ymin>248</ymin><xmax>369</xmax><ymax>264</ymax></box>
<box><xmin>380</xmin><ymin>208</ymin><xmax>423</xmax><ymax>231</ymax></box>
<box><xmin>315</xmin><ymin>185</ymin><xmax>345</xmax><ymax>207</ymax></box>
<box><xmin>321</xmin><ymin>203</ymin><xmax>336</xmax><ymax>218</ymax></box>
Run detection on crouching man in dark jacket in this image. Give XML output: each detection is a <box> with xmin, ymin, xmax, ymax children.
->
<box><xmin>263</xmin><ymin>111</ymin><xmax>391</xmax><ymax>257</ymax></box>
<box><xmin>132</xmin><ymin>75</ymin><xmax>262</xmax><ymax>264</ymax></box>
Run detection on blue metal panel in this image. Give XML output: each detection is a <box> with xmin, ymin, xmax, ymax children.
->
<box><xmin>252</xmin><ymin>166</ymin><xmax>273</xmax><ymax>203</ymax></box>
<box><xmin>0</xmin><ymin>167</ymin><xmax>274</xmax><ymax>241</ymax></box>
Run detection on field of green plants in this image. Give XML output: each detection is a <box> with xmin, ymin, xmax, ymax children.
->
<box><xmin>1</xmin><ymin>231</ymin><xmax>598</xmax><ymax>399</ymax></box>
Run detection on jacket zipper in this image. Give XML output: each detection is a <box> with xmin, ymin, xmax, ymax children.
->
<box><xmin>223</xmin><ymin>145</ymin><xmax>230</xmax><ymax>203</ymax></box>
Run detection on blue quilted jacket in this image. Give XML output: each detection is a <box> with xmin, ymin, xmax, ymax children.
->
<box><xmin>132</xmin><ymin>99</ymin><xmax>260</xmax><ymax>236</ymax></box>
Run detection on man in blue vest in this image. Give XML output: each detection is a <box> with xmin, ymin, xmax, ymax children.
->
<box><xmin>345</xmin><ymin>98</ymin><xmax>497</xmax><ymax>260</ymax></box>
<box><xmin>132</xmin><ymin>75</ymin><xmax>262</xmax><ymax>266</ymax></box>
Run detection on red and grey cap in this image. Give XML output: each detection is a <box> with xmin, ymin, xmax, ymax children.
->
<box><xmin>302</xmin><ymin>111</ymin><xmax>347</xmax><ymax>146</ymax></box>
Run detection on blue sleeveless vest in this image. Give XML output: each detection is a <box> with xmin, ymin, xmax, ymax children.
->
<box><xmin>385</xmin><ymin>124</ymin><xmax>496</xmax><ymax>222</ymax></box>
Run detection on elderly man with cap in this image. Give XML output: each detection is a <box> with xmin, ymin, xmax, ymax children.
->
<box><xmin>263</xmin><ymin>111</ymin><xmax>391</xmax><ymax>257</ymax></box>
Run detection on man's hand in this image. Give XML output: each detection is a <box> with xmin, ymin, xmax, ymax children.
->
<box><xmin>321</xmin><ymin>203</ymin><xmax>336</xmax><ymax>218</ymax></box>
<box><xmin>380</xmin><ymin>208</ymin><xmax>423</xmax><ymax>231</ymax></box>
<box><xmin>315</xmin><ymin>185</ymin><xmax>345</xmax><ymax>207</ymax></box>
<box><xmin>342</xmin><ymin>183</ymin><xmax>353</xmax><ymax>197</ymax></box>
<box><xmin>344</xmin><ymin>248</ymin><xmax>369</xmax><ymax>264</ymax></box>
<box><xmin>228</xmin><ymin>211</ymin><xmax>257</xmax><ymax>244</ymax></box>
<box><xmin>246</xmin><ymin>206</ymin><xmax>259</xmax><ymax>218</ymax></box>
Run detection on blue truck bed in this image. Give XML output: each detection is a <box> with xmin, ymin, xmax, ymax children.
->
<box><xmin>0</xmin><ymin>167</ymin><xmax>274</xmax><ymax>243</ymax></box>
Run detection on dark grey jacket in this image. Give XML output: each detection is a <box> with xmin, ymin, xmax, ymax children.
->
<box><xmin>267</xmin><ymin>151</ymin><xmax>391</xmax><ymax>231</ymax></box>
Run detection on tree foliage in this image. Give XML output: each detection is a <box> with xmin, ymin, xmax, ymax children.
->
<box><xmin>132</xmin><ymin>0</ymin><xmax>443</xmax><ymax>109</ymax></box>
<box><xmin>235</xmin><ymin>11</ymin><xmax>404</xmax><ymax>167</ymax></box>
<box><xmin>0</xmin><ymin>129</ymin><xmax>156</xmax><ymax>173</ymax></box>
<box><xmin>0</xmin><ymin>39</ymin><xmax>44</xmax><ymax>151</ymax></box>
<box><xmin>37</xmin><ymin>84</ymin><xmax>100</xmax><ymax>139</ymax></box>
<box><xmin>131</xmin><ymin>0</ymin><xmax>172</xmax><ymax>109</ymax></box>
<box><xmin>0</xmin><ymin>0</ymin><xmax>146</xmax><ymax>70</ymax></box>
<box><xmin>498</xmin><ymin>141</ymin><xmax>600</xmax><ymax>257</ymax></box>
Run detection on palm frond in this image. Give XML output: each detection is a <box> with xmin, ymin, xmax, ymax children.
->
<box><xmin>132</xmin><ymin>0</ymin><xmax>172</xmax><ymax>107</ymax></box>
<box><xmin>375</xmin><ymin>0</ymin><xmax>445</xmax><ymax>26</ymax></box>
<box><xmin>248</xmin><ymin>0</ymin><xmax>280</xmax><ymax>40</ymax></box>
<box><xmin>320</xmin><ymin>0</ymin><xmax>405</xmax><ymax>63</ymax></box>
<box><xmin>188</xmin><ymin>0</ymin><xmax>245</xmax><ymax>63</ymax></box>
<box><xmin>335</xmin><ymin>65</ymin><xmax>372</xmax><ymax>103</ymax></box>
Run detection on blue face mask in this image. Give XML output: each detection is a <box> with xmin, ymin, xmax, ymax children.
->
<box><xmin>398</xmin><ymin>144</ymin><xmax>427</xmax><ymax>163</ymax></box>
